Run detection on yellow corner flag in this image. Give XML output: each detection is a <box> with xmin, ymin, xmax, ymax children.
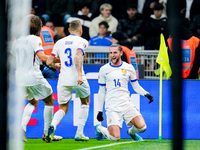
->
<box><xmin>156</xmin><ymin>34</ymin><xmax>172</xmax><ymax>79</ymax></box>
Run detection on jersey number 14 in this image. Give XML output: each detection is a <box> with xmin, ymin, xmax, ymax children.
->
<box><xmin>113</xmin><ymin>79</ymin><xmax>121</xmax><ymax>87</ymax></box>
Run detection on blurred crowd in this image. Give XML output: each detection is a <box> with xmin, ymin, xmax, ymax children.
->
<box><xmin>31</xmin><ymin>0</ymin><xmax>200</xmax><ymax>50</ymax></box>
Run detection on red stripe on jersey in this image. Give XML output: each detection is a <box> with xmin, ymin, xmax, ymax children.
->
<box><xmin>77</xmin><ymin>48</ymin><xmax>82</xmax><ymax>51</ymax></box>
<box><xmin>51</xmin><ymin>53</ymin><xmax>56</xmax><ymax>57</ymax></box>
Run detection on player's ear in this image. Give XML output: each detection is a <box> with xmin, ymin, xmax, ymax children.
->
<box><xmin>120</xmin><ymin>50</ymin><xmax>123</xmax><ymax>56</ymax></box>
<box><xmin>80</xmin><ymin>27</ymin><xmax>83</xmax><ymax>35</ymax></box>
<box><xmin>68</xmin><ymin>28</ymin><xmax>70</xmax><ymax>33</ymax></box>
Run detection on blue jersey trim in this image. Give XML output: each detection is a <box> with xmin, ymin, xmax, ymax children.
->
<box><xmin>99</xmin><ymin>83</ymin><xmax>106</xmax><ymax>86</ymax></box>
<box><xmin>35</xmin><ymin>49</ymin><xmax>44</xmax><ymax>54</ymax></box>
<box><xmin>109</xmin><ymin>61</ymin><xmax>123</xmax><ymax>68</ymax></box>
<box><xmin>131</xmin><ymin>79</ymin><xmax>137</xmax><ymax>82</ymax></box>
<box><xmin>70</xmin><ymin>34</ymin><xmax>77</xmax><ymax>36</ymax></box>
<box><xmin>77</xmin><ymin>48</ymin><xmax>85</xmax><ymax>55</ymax></box>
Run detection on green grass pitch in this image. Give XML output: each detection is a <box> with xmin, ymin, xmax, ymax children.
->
<box><xmin>24</xmin><ymin>139</ymin><xmax>200</xmax><ymax>150</ymax></box>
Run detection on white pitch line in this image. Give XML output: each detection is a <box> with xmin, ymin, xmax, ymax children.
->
<box><xmin>77</xmin><ymin>140</ymin><xmax>136</xmax><ymax>150</ymax></box>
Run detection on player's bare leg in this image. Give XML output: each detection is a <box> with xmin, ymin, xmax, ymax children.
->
<box><xmin>108</xmin><ymin>125</ymin><xmax>120</xmax><ymax>139</ymax></box>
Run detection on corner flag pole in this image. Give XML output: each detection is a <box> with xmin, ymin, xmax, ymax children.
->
<box><xmin>156</xmin><ymin>33</ymin><xmax>172</xmax><ymax>140</ymax></box>
<box><xmin>159</xmin><ymin>65</ymin><xmax>163</xmax><ymax>140</ymax></box>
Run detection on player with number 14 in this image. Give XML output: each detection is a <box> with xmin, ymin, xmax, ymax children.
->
<box><xmin>96</xmin><ymin>44</ymin><xmax>154</xmax><ymax>141</ymax></box>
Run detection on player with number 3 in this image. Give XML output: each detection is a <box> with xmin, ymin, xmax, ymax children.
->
<box><xmin>46</xmin><ymin>20</ymin><xmax>90</xmax><ymax>142</ymax></box>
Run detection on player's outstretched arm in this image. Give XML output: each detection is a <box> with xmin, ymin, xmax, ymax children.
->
<box><xmin>97</xmin><ymin>86</ymin><xmax>106</xmax><ymax>122</ymax></box>
<box><xmin>131</xmin><ymin>80</ymin><xmax>153</xmax><ymax>103</ymax></box>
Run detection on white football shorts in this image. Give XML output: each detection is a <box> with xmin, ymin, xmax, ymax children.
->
<box><xmin>106</xmin><ymin>102</ymin><xmax>141</xmax><ymax>128</ymax></box>
<box><xmin>57</xmin><ymin>80</ymin><xmax>90</xmax><ymax>104</ymax></box>
<box><xmin>24</xmin><ymin>80</ymin><xmax>52</xmax><ymax>100</ymax></box>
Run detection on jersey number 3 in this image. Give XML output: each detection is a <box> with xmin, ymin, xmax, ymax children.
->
<box><xmin>113</xmin><ymin>79</ymin><xmax>121</xmax><ymax>87</ymax></box>
<box><xmin>65</xmin><ymin>48</ymin><xmax>72</xmax><ymax>67</ymax></box>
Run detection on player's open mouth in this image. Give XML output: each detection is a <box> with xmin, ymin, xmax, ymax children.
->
<box><xmin>112</xmin><ymin>58</ymin><xmax>116</xmax><ymax>61</ymax></box>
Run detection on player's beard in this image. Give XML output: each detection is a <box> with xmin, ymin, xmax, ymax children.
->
<box><xmin>111</xmin><ymin>57</ymin><xmax>120</xmax><ymax>65</ymax></box>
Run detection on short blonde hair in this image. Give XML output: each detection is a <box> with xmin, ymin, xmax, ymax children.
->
<box><xmin>69</xmin><ymin>20</ymin><xmax>82</xmax><ymax>32</ymax></box>
<box><xmin>100</xmin><ymin>3</ymin><xmax>112</xmax><ymax>12</ymax></box>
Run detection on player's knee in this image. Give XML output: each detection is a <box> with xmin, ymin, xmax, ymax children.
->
<box><xmin>138</xmin><ymin>124</ymin><xmax>147</xmax><ymax>133</ymax></box>
<box><xmin>29</xmin><ymin>99</ymin><xmax>39</xmax><ymax>107</ymax></box>
<box><xmin>43</xmin><ymin>94</ymin><xmax>54</xmax><ymax>105</ymax></box>
<box><xmin>110</xmin><ymin>132</ymin><xmax>120</xmax><ymax>140</ymax></box>
<box><xmin>59</xmin><ymin>103</ymin><xmax>69</xmax><ymax>114</ymax></box>
<box><xmin>80</xmin><ymin>95</ymin><xmax>90</xmax><ymax>105</ymax></box>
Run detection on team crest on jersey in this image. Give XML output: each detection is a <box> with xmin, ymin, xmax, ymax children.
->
<box><xmin>121</xmin><ymin>69</ymin><xmax>127</xmax><ymax>76</ymax></box>
<box><xmin>83</xmin><ymin>43</ymin><xmax>86</xmax><ymax>48</ymax></box>
<box><xmin>39</xmin><ymin>42</ymin><xmax>42</xmax><ymax>47</ymax></box>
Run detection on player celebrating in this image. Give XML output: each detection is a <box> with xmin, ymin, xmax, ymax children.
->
<box><xmin>11</xmin><ymin>15</ymin><xmax>62</xmax><ymax>142</ymax></box>
<box><xmin>46</xmin><ymin>20</ymin><xmax>90</xmax><ymax>142</ymax></box>
<box><xmin>96</xmin><ymin>44</ymin><xmax>153</xmax><ymax>141</ymax></box>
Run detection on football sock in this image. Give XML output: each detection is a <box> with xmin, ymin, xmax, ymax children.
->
<box><xmin>51</xmin><ymin>109</ymin><xmax>65</xmax><ymax>130</ymax></box>
<box><xmin>21</xmin><ymin>103</ymin><xmax>35</xmax><ymax>132</ymax></box>
<box><xmin>108</xmin><ymin>135</ymin><xmax>120</xmax><ymax>141</ymax></box>
<box><xmin>43</xmin><ymin>105</ymin><xmax>53</xmax><ymax>135</ymax></box>
<box><xmin>128</xmin><ymin>125</ymin><xmax>147</xmax><ymax>135</ymax></box>
<box><xmin>76</xmin><ymin>105</ymin><xmax>89</xmax><ymax>135</ymax></box>
<box><xmin>97</xmin><ymin>125</ymin><xmax>119</xmax><ymax>141</ymax></box>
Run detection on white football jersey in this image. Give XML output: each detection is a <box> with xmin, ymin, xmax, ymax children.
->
<box><xmin>98</xmin><ymin>61</ymin><xmax>137</xmax><ymax>110</ymax></box>
<box><xmin>12</xmin><ymin>35</ymin><xmax>44</xmax><ymax>86</ymax></box>
<box><xmin>51</xmin><ymin>34</ymin><xmax>88</xmax><ymax>86</ymax></box>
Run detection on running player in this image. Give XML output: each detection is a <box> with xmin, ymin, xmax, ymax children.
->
<box><xmin>11</xmin><ymin>15</ymin><xmax>62</xmax><ymax>142</ymax></box>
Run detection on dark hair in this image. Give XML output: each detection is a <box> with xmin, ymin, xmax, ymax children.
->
<box><xmin>98</xmin><ymin>21</ymin><xmax>109</xmax><ymax>29</ymax></box>
<box><xmin>110</xmin><ymin>44</ymin><xmax>122</xmax><ymax>52</ymax></box>
<box><xmin>126</xmin><ymin>4</ymin><xmax>137</xmax><ymax>10</ymax></box>
<box><xmin>29</xmin><ymin>15</ymin><xmax>42</xmax><ymax>36</ymax></box>
<box><xmin>153</xmin><ymin>3</ymin><xmax>164</xmax><ymax>11</ymax></box>
<box><xmin>112</xmin><ymin>31</ymin><xmax>127</xmax><ymax>41</ymax></box>
<box><xmin>80</xmin><ymin>2</ymin><xmax>91</xmax><ymax>10</ymax></box>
